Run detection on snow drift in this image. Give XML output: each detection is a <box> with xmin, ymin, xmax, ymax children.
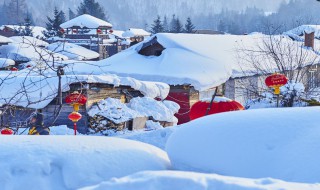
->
<box><xmin>166</xmin><ymin>107</ymin><xmax>320</xmax><ymax>183</ymax></box>
<box><xmin>0</xmin><ymin>136</ymin><xmax>170</xmax><ymax>190</ymax></box>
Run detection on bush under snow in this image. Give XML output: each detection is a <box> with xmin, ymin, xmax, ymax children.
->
<box><xmin>166</xmin><ymin>107</ymin><xmax>320</xmax><ymax>183</ymax></box>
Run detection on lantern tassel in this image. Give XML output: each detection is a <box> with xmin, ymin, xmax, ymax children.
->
<box><xmin>74</xmin><ymin>122</ymin><xmax>77</xmax><ymax>136</ymax></box>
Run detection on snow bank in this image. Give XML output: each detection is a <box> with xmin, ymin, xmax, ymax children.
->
<box><xmin>122</xmin><ymin>28</ymin><xmax>151</xmax><ymax>37</ymax></box>
<box><xmin>47</xmin><ymin>42</ymin><xmax>100</xmax><ymax>60</ymax></box>
<box><xmin>10</xmin><ymin>36</ymin><xmax>49</xmax><ymax>47</ymax></box>
<box><xmin>127</xmin><ymin>97</ymin><xmax>180</xmax><ymax>122</ymax></box>
<box><xmin>81</xmin><ymin>170</ymin><xmax>320</xmax><ymax>190</ymax></box>
<box><xmin>0</xmin><ymin>136</ymin><xmax>170</xmax><ymax>190</ymax></box>
<box><xmin>60</xmin><ymin>14</ymin><xmax>112</xmax><ymax>29</ymax></box>
<box><xmin>0</xmin><ymin>35</ymin><xmax>13</xmax><ymax>44</ymax></box>
<box><xmin>166</xmin><ymin>107</ymin><xmax>320</xmax><ymax>183</ymax></box>
<box><xmin>0</xmin><ymin>58</ymin><xmax>15</xmax><ymax>68</ymax></box>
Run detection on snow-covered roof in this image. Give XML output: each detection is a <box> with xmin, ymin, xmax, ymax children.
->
<box><xmin>0</xmin><ymin>35</ymin><xmax>13</xmax><ymax>44</ymax></box>
<box><xmin>47</xmin><ymin>42</ymin><xmax>100</xmax><ymax>60</ymax></box>
<box><xmin>10</xmin><ymin>36</ymin><xmax>49</xmax><ymax>47</ymax></box>
<box><xmin>96</xmin><ymin>33</ymin><xmax>234</xmax><ymax>90</ymax></box>
<box><xmin>60</xmin><ymin>14</ymin><xmax>112</xmax><ymax>29</ymax></box>
<box><xmin>0</xmin><ymin>43</ymin><xmax>68</xmax><ymax>62</ymax></box>
<box><xmin>122</xmin><ymin>28</ymin><xmax>151</xmax><ymax>38</ymax></box>
<box><xmin>0</xmin><ymin>58</ymin><xmax>15</xmax><ymax>68</ymax></box>
<box><xmin>284</xmin><ymin>25</ymin><xmax>320</xmax><ymax>41</ymax></box>
<box><xmin>0</xmin><ymin>25</ymin><xmax>47</xmax><ymax>39</ymax></box>
<box><xmin>0</xmin><ymin>67</ymin><xmax>170</xmax><ymax>109</ymax></box>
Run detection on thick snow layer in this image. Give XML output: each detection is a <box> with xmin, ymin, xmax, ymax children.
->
<box><xmin>166</xmin><ymin>107</ymin><xmax>320</xmax><ymax>183</ymax></box>
<box><xmin>99</xmin><ymin>33</ymin><xmax>234</xmax><ymax>90</ymax></box>
<box><xmin>284</xmin><ymin>25</ymin><xmax>320</xmax><ymax>41</ymax></box>
<box><xmin>10</xmin><ymin>36</ymin><xmax>49</xmax><ymax>47</ymax></box>
<box><xmin>0</xmin><ymin>43</ymin><xmax>68</xmax><ymax>62</ymax></box>
<box><xmin>0</xmin><ymin>35</ymin><xmax>13</xmax><ymax>44</ymax></box>
<box><xmin>60</xmin><ymin>14</ymin><xmax>112</xmax><ymax>29</ymax></box>
<box><xmin>88</xmin><ymin>98</ymin><xmax>142</xmax><ymax>124</ymax></box>
<box><xmin>127</xmin><ymin>97</ymin><xmax>180</xmax><ymax>122</ymax></box>
<box><xmin>0</xmin><ymin>58</ymin><xmax>15</xmax><ymax>68</ymax></box>
<box><xmin>122</xmin><ymin>28</ymin><xmax>151</xmax><ymax>37</ymax></box>
<box><xmin>47</xmin><ymin>42</ymin><xmax>100</xmax><ymax>60</ymax></box>
<box><xmin>81</xmin><ymin>170</ymin><xmax>320</xmax><ymax>190</ymax></box>
<box><xmin>0</xmin><ymin>72</ymin><xmax>169</xmax><ymax>109</ymax></box>
<box><xmin>0</xmin><ymin>136</ymin><xmax>170</xmax><ymax>190</ymax></box>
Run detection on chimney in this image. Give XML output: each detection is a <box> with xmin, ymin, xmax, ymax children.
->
<box><xmin>304</xmin><ymin>31</ymin><xmax>315</xmax><ymax>49</ymax></box>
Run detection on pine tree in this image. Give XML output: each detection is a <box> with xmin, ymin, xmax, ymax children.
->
<box><xmin>59</xmin><ymin>10</ymin><xmax>66</xmax><ymax>23</ymax></box>
<box><xmin>77</xmin><ymin>0</ymin><xmax>108</xmax><ymax>20</ymax></box>
<box><xmin>68</xmin><ymin>8</ymin><xmax>76</xmax><ymax>20</ymax></box>
<box><xmin>44</xmin><ymin>7</ymin><xmax>64</xmax><ymax>38</ymax></box>
<box><xmin>184</xmin><ymin>17</ymin><xmax>195</xmax><ymax>33</ymax></box>
<box><xmin>169</xmin><ymin>14</ymin><xmax>176</xmax><ymax>33</ymax></box>
<box><xmin>150</xmin><ymin>15</ymin><xmax>164</xmax><ymax>34</ymax></box>
<box><xmin>7</xmin><ymin>0</ymin><xmax>27</xmax><ymax>24</ymax></box>
<box><xmin>163</xmin><ymin>16</ymin><xmax>169</xmax><ymax>32</ymax></box>
<box><xmin>21</xmin><ymin>12</ymin><xmax>33</xmax><ymax>36</ymax></box>
<box><xmin>173</xmin><ymin>17</ymin><xmax>183</xmax><ymax>33</ymax></box>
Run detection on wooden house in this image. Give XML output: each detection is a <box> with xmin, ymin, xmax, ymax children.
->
<box><xmin>122</xmin><ymin>28</ymin><xmax>151</xmax><ymax>46</ymax></box>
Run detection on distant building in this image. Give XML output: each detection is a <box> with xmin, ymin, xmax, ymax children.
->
<box><xmin>122</xmin><ymin>28</ymin><xmax>151</xmax><ymax>46</ymax></box>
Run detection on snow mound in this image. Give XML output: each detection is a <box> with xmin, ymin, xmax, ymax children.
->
<box><xmin>127</xmin><ymin>97</ymin><xmax>180</xmax><ymax>122</ymax></box>
<box><xmin>47</xmin><ymin>42</ymin><xmax>100</xmax><ymax>60</ymax></box>
<box><xmin>88</xmin><ymin>98</ymin><xmax>142</xmax><ymax>124</ymax></box>
<box><xmin>0</xmin><ymin>136</ymin><xmax>170</xmax><ymax>190</ymax></box>
<box><xmin>10</xmin><ymin>36</ymin><xmax>49</xmax><ymax>47</ymax></box>
<box><xmin>166</xmin><ymin>107</ymin><xmax>320</xmax><ymax>183</ymax></box>
<box><xmin>0</xmin><ymin>58</ymin><xmax>15</xmax><ymax>68</ymax></box>
<box><xmin>60</xmin><ymin>14</ymin><xmax>112</xmax><ymax>29</ymax></box>
<box><xmin>81</xmin><ymin>170</ymin><xmax>320</xmax><ymax>190</ymax></box>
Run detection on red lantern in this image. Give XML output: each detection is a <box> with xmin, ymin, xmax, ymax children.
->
<box><xmin>97</xmin><ymin>29</ymin><xmax>102</xmax><ymax>34</ymax></box>
<box><xmin>68</xmin><ymin>111</ymin><xmax>82</xmax><ymax>136</ymax></box>
<box><xmin>60</xmin><ymin>28</ymin><xmax>65</xmax><ymax>33</ymax></box>
<box><xmin>10</xmin><ymin>67</ymin><xmax>18</xmax><ymax>71</ymax></box>
<box><xmin>72</xmin><ymin>29</ymin><xmax>77</xmax><ymax>34</ymax></box>
<box><xmin>68</xmin><ymin>111</ymin><xmax>82</xmax><ymax>123</ymax></box>
<box><xmin>109</xmin><ymin>29</ymin><xmax>113</xmax><ymax>34</ymax></box>
<box><xmin>1</xmin><ymin>128</ymin><xmax>14</xmax><ymax>135</ymax></box>
<box><xmin>190</xmin><ymin>99</ymin><xmax>245</xmax><ymax>120</ymax></box>
<box><xmin>265</xmin><ymin>73</ymin><xmax>288</xmax><ymax>95</ymax></box>
<box><xmin>65</xmin><ymin>91</ymin><xmax>87</xmax><ymax>111</ymax></box>
<box><xmin>26</xmin><ymin>65</ymin><xmax>31</xmax><ymax>68</ymax></box>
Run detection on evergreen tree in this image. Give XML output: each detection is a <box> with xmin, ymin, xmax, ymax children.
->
<box><xmin>173</xmin><ymin>17</ymin><xmax>183</xmax><ymax>33</ymax></box>
<box><xmin>169</xmin><ymin>14</ymin><xmax>176</xmax><ymax>33</ymax></box>
<box><xmin>150</xmin><ymin>15</ymin><xmax>164</xmax><ymax>34</ymax></box>
<box><xmin>163</xmin><ymin>16</ymin><xmax>169</xmax><ymax>32</ymax></box>
<box><xmin>44</xmin><ymin>7</ymin><xmax>64</xmax><ymax>38</ymax></box>
<box><xmin>21</xmin><ymin>12</ymin><xmax>33</xmax><ymax>36</ymax></box>
<box><xmin>68</xmin><ymin>8</ymin><xmax>76</xmax><ymax>20</ymax></box>
<box><xmin>59</xmin><ymin>10</ymin><xmax>66</xmax><ymax>23</ymax></box>
<box><xmin>77</xmin><ymin>0</ymin><xmax>108</xmax><ymax>20</ymax></box>
<box><xmin>184</xmin><ymin>17</ymin><xmax>195</xmax><ymax>33</ymax></box>
<box><xmin>7</xmin><ymin>0</ymin><xmax>27</xmax><ymax>24</ymax></box>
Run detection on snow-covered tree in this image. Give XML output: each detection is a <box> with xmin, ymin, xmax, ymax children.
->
<box><xmin>150</xmin><ymin>16</ymin><xmax>164</xmax><ymax>34</ymax></box>
<box><xmin>7</xmin><ymin>0</ymin><xmax>27</xmax><ymax>24</ymax></box>
<box><xmin>163</xmin><ymin>16</ymin><xmax>169</xmax><ymax>32</ymax></box>
<box><xmin>44</xmin><ymin>7</ymin><xmax>65</xmax><ymax>38</ymax></box>
<box><xmin>68</xmin><ymin>8</ymin><xmax>76</xmax><ymax>20</ymax></box>
<box><xmin>184</xmin><ymin>17</ymin><xmax>195</xmax><ymax>33</ymax></box>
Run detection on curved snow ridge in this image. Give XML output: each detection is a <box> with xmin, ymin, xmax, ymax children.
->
<box><xmin>166</xmin><ymin>107</ymin><xmax>320</xmax><ymax>183</ymax></box>
<box><xmin>80</xmin><ymin>170</ymin><xmax>320</xmax><ymax>190</ymax></box>
<box><xmin>0</xmin><ymin>136</ymin><xmax>170</xmax><ymax>190</ymax></box>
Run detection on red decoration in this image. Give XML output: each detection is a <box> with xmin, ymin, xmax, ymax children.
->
<box><xmin>10</xmin><ymin>67</ymin><xmax>18</xmax><ymax>71</ymax></box>
<box><xmin>97</xmin><ymin>29</ymin><xmax>102</xmax><ymax>34</ymax></box>
<box><xmin>109</xmin><ymin>29</ymin><xmax>113</xmax><ymax>34</ymax></box>
<box><xmin>1</xmin><ymin>128</ymin><xmax>14</xmax><ymax>135</ymax></box>
<box><xmin>189</xmin><ymin>99</ymin><xmax>244</xmax><ymax>120</ymax></box>
<box><xmin>68</xmin><ymin>111</ymin><xmax>82</xmax><ymax>123</ymax></box>
<box><xmin>60</xmin><ymin>28</ymin><xmax>65</xmax><ymax>33</ymax></box>
<box><xmin>26</xmin><ymin>65</ymin><xmax>31</xmax><ymax>68</ymax></box>
<box><xmin>72</xmin><ymin>29</ymin><xmax>77</xmax><ymax>34</ymax></box>
<box><xmin>65</xmin><ymin>91</ymin><xmax>87</xmax><ymax>105</ymax></box>
<box><xmin>265</xmin><ymin>73</ymin><xmax>288</xmax><ymax>88</ymax></box>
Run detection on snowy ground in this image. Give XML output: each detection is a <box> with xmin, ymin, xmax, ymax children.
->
<box><xmin>1</xmin><ymin>107</ymin><xmax>320</xmax><ymax>190</ymax></box>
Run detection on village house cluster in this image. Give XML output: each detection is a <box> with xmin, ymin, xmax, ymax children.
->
<box><xmin>0</xmin><ymin>14</ymin><xmax>319</xmax><ymax>134</ymax></box>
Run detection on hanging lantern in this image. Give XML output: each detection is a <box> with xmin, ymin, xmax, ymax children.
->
<box><xmin>72</xmin><ymin>29</ymin><xmax>77</xmax><ymax>34</ymax></box>
<box><xmin>1</xmin><ymin>128</ymin><xmax>14</xmax><ymax>135</ymax></box>
<box><xmin>68</xmin><ymin>111</ymin><xmax>82</xmax><ymax>136</ymax></box>
<box><xmin>68</xmin><ymin>111</ymin><xmax>82</xmax><ymax>123</ymax></box>
<box><xmin>26</xmin><ymin>65</ymin><xmax>31</xmax><ymax>68</ymax></box>
<box><xmin>65</xmin><ymin>91</ymin><xmax>87</xmax><ymax>112</ymax></box>
<box><xmin>109</xmin><ymin>29</ymin><xmax>113</xmax><ymax>34</ymax></box>
<box><xmin>265</xmin><ymin>73</ymin><xmax>288</xmax><ymax>95</ymax></box>
<box><xmin>97</xmin><ymin>29</ymin><xmax>102</xmax><ymax>34</ymax></box>
<box><xmin>60</xmin><ymin>28</ymin><xmax>65</xmax><ymax>34</ymax></box>
<box><xmin>10</xmin><ymin>67</ymin><xmax>18</xmax><ymax>71</ymax></box>
<box><xmin>190</xmin><ymin>98</ymin><xmax>245</xmax><ymax>120</ymax></box>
